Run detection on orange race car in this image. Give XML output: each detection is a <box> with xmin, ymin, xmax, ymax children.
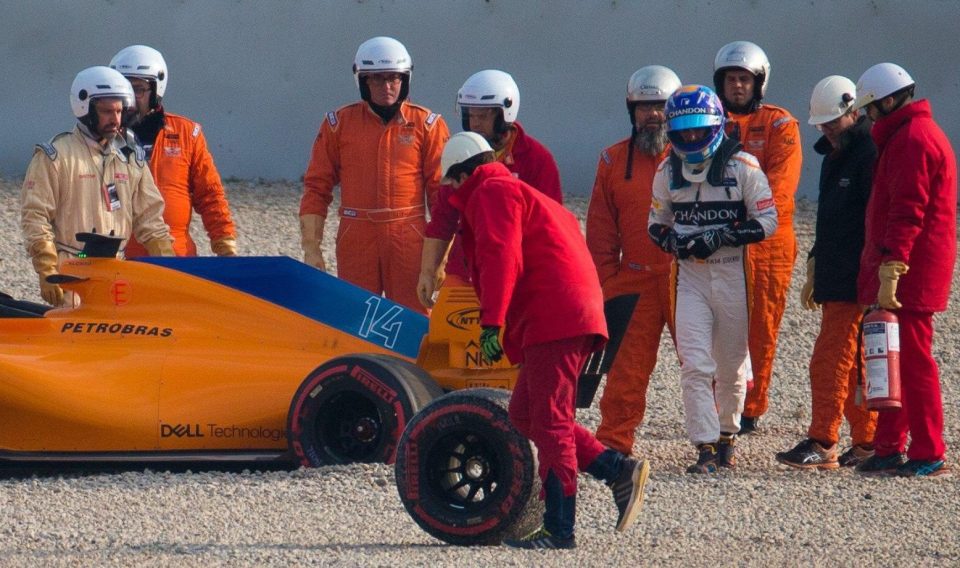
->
<box><xmin>0</xmin><ymin>233</ymin><xmax>629</xmax><ymax>546</ymax></box>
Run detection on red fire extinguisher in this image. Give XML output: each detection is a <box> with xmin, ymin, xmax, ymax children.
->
<box><xmin>857</xmin><ymin>307</ymin><xmax>901</xmax><ymax>411</ymax></box>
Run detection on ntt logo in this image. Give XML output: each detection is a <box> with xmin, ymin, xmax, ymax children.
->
<box><xmin>446</xmin><ymin>307</ymin><xmax>481</xmax><ymax>331</ymax></box>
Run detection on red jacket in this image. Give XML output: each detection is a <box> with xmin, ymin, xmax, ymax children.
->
<box><xmin>449</xmin><ymin>162</ymin><xmax>606</xmax><ymax>362</ymax></box>
<box><xmin>426</xmin><ymin>122</ymin><xmax>562</xmax><ymax>280</ymax></box>
<box><xmin>858</xmin><ymin>99</ymin><xmax>957</xmax><ymax>312</ymax></box>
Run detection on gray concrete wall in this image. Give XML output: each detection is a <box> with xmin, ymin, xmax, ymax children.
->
<box><xmin>2</xmin><ymin>0</ymin><xmax>958</xmax><ymax>199</ymax></box>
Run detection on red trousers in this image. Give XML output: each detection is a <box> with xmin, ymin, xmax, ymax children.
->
<box><xmin>596</xmin><ymin>274</ymin><xmax>675</xmax><ymax>454</ymax></box>
<box><xmin>508</xmin><ymin>335</ymin><xmax>606</xmax><ymax>497</ymax></box>
<box><xmin>808</xmin><ymin>302</ymin><xmax>877</xmax><ymax>446</ymax></box>
<box><xmin>744</xmin><ymin>231</ymin><xmax>797</xmax><ymax>417</ymax></box>
<box><xmin>873</xmin><ymin>310</ymin><xmax>947</xmax><ymax>461</ymax></box>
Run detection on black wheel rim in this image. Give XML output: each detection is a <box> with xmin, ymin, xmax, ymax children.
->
<box><xmin>425</xmin><ymin>430</ymin><xmax>502</xmax><ymax>511</ymax></box>
<box><xmin>317</xmin><ymin>390</ymin><xmax>383</xmax><ymax>462</ymax></box>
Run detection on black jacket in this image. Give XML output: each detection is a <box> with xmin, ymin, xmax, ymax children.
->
<box><xmin>810</xmin><ymin>116</ymin><xmax>877</xmax><ymax>303</ymax></box>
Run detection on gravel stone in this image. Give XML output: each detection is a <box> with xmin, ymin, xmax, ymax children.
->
<box><xmin>0</xmin><ymin>180</ymin><xmax>957</xmax><ymax>566</ymax></box>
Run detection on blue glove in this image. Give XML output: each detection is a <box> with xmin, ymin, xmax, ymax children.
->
<box><xmin>479</xmin><ymin>326</ymin><xmax>504</xmax><ymax>363</ymax></box>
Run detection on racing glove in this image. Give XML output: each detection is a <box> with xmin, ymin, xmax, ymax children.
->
<box><xmin>30</xmin><ymin>240</ymin><xmax>63</xmax><ymax>306</ymax></box>
<box><xmin>719</xmin><ymin>219</ymin><xmax>767</xmax><ymax>247</ymax></box>
<box><xmin>479</xmin><ymin>326</ymin><xmax>504</xmax><ymax>363</ymax></box>
<box><xmin>686</xmin><ymin>229</ymin><xmax>725</xmax><ymax>260</ymax></box>
<box><xmin>417</xmin><ymin>237</ymin><xmax>452</xmax><ymax>309</ymax></box>
<box><xmin>878</xmin><ymin>260</ymin><xmax>909</xmax><ymax>309</ymax></box>
<box><xmin>800</xmin><ymin>256</ymin><xmax>819</xmax><ymax>310</ymax></box>
<box><xmin>144</xmin><ymin>238</ymin><xmax>175</xmax><ymax>257</ymax></box>
<box><xmin>649</xmin><ymin>223</ymin><xmax>686</xmax><ymax>258</ymax></box>
<box><xmin>211</xmin><ymin>236</ymin><xmax>238</xmax><ymax>257</ymax></box>
<box><xmin>299</xmin><ymin>214</ymin><xmax>326</xmax><ymax>271</ymax></box>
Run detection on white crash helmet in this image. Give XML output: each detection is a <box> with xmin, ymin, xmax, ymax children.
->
<box><xmin>457</xmin><ymin>69</ymin><xmax>520</xmax><ymax>123</ymax></box>
<box><xmin>808</xmin><ymin>75</ymin><xmax>857</xmax><ymax>125</ymax></box>
<box><xmin>70</xmin><ymin>66</ymin><xmax>135</xmax><ymax>120</ymax></box>
<box><xmin>440</xmin><ymin>131</ymin><xmax>493</xmax><ymax>183</ymax></box>
<box><xmin>353</xmin><ymin>36</ymin><xmax>413</xmax><ymax>103</ymax></box>
<box><xmin>713</xmin><ymin>41</ymin><xmax>771</xmax><ymax>101</ymax></box>
<box><xmin>110</xmin><ymin>45</ymin><xmax>168</xmax><ymax>107</ymax></box>
<box><xmin>627</xmin><ymin>65</ymin><xmax>681</xmax><ymax>103</ymax></box>
<box><xmin>854</xmin><ymin>62</ymin><xmax>915</xmax><ymax>110</ymax></box>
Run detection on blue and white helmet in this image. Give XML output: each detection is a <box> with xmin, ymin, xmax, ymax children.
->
<box><xmin>665</xmin><ymin>85</ymin><xmax>726</xmax><ymax>164</ymax></box>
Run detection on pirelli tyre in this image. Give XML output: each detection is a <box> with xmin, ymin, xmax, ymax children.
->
<box><xmin>395</xmin><ymin>388</ymin><xmax>542</xmax><ymax>546</ymax></box>
<box><xmin>288</xmin><ymin>354</ymin><xmax>443</xmax><ymax>466</ymax></box>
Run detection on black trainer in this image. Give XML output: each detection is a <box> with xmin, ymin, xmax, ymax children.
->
<box><xmin>686</xmin><ymin>443</ymin><xmax>719</xmax><ymax>474</ymax></box>
<box><xmin>717</xmin><ymin>434</ymin><xmax>737</xmax><ymax>469</ymax></box>
<box><xmin>608</xmin><ymin>457</ymin><xmax>650</xmax><ymax>532</ymax></box>
<box><xmin>502</xmin><ymin>526</ymin><xmax>576</xmax><ymax>549</ymax></box>
<box><xmin>855</xmin><ymin>452</ymin><xmax>908</xmax><ymax>476</ymax></box>
<box><xmin>740</xmin><ymin>415</ymin><xmax>762</xmax><ymax>435</ymax></box>
<box><xmin>895</xmin><ymin>459</ymin><xmax>952</xmax><ymax>478</ymax></box>
<box><xmin>775</xmin><ymin>438</ymin><xmax>839</xmax><ymax>470</ymax></box>
<box><xmin>838</xmin><ymin>444</ymin><xmax>875</xmax><ymax>467</ymax></box>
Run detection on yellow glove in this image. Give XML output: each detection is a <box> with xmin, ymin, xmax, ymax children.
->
<box><xmin>800</xmin><ymin>257</ymin><xmax>819</xmax><ymax>310</ymax></box>
<box><xmin>144</xmin><ymin>238</ymin><xmax>175</xmax><ymax>257</ymax></box>
<box><xmin>417</xmin><ymin>238</ymin><xmax>452</xmax><ymax>309</ymax></box>
<box><xmin>300</xmin><ymin>214</ymin><xmax>326</xmax><ymax>271</ymax></box>
<box><xmin>878</xmin><ymin>260</ymin><xmax>909</xmax><ymax>309</ymax></box>
<box><xmin>211</xmin><ymin>236</ymin><xmax>238</xmax><ymax>257</ymax></box>
<box><xmin>29</xmin><ymin>240</ymin><xmax>64</xmax><ymax>306</ymax></box>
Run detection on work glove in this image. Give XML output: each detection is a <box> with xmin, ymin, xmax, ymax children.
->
<box><xmin>878</xmin><ymin>260</ymin><xmax>909</xmax><ymax>309</ymax></box>
<box><xmin>144</xmin><ymin>238</ymin><xmax>175</xmax><ymax>257</ymax></box>
<box><xmin>417</xmin><ymin>237</ymin><xmax>452</xmax><ymax>309</ymax></box>
<box><xmin>211</xmin><ymin>236</ymin><xmax>238</xmax><ymax>257</ymax></box>
<box><xmin>479</xmin><ymin>325</ymin><xmax>504</xmax><ymax>363</ymax></box>
<box><xmin>38</xmin><ymin>272</ymin><xmax>64</xmax><ymax>306</ymax></box>
<box><xmin>800</xmin><ymin>257</ymin><xmax>819</xmax><ymax>310</ymax></box>
<box><xmin>686</xmin><ymin>229</ymin><xmax>725</xmax><ymax>260</ymax></box>
<box><xmin>29</xmin><ymin>240</ymin><xmax>63</xmax><ymax>306</ymax></box>
<box><xmin>300</xmin><ymin>214</ymin><xmax>326</xmax><ymax>271</ymax></box>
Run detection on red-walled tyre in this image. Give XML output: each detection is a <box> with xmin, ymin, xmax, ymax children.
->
<box><xmin>395</xmin><ymin>388</ymin><xmax>542</xmax><ymax>546</ymax></box>
<box><xmin>288</xmin><ymin>354</ymin><xmax>443</xmax><ymax>466</ymax></box>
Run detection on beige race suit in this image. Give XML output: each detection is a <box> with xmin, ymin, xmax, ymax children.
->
<box><xmin>21</xmin><ymin>125</ymin><xmax>172</xmax><ymax>268</ymax></box>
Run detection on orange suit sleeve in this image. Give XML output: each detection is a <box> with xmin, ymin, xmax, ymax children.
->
<box><xmin>188</xmin><ymin>125</ymin><xmax>236</xmax><ymax>241</ymax></box>
<box><xmin>585</xmin><ymin>151</ymin><xmax>621</xmax><ymax>287</ymax></box>
<box><xmin>419</xmin><ymin>115</ymin><xmax>450</xmax><ymax>211</ymax></box>
<box><xmin>763</xmin><ymin>114</ymin><xmax>802</xmax><ymax>224</ymax></box>
<box><xmin>300</xmin><ymin>115</ymin><xmax>341</xmax><ymax>218</ymax></box>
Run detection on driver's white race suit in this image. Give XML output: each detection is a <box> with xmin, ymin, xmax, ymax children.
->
<box><xmin>648</xmin><ymin>146</ymin><xmax>777</xmax><ymax>445</ymax></box>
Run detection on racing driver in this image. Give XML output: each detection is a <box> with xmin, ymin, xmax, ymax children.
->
<box><xmin>648</xmin><ymin>85</ymin><xmax>778</xmax><ymax>473</ymax></box>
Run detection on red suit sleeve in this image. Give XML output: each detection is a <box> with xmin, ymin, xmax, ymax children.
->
<box><xmin>470</xmin><ymin>182</ymin><xmax>524</xmax><ymax>327</ymax></box>
<box><xmin>425</xmin><ymin>184</ymin><xmax>459</xmax><ymax>240</ymax></box>
<box><xmin>881</xmin><ymin>137</ymin><xmax>934</xmax><ymax>263</ymax></box>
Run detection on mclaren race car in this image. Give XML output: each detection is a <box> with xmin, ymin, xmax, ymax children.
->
<box><xmin>0</xmin><ymin>233</ymin><xmax>630</xmax><ymax>546</ymax></box>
